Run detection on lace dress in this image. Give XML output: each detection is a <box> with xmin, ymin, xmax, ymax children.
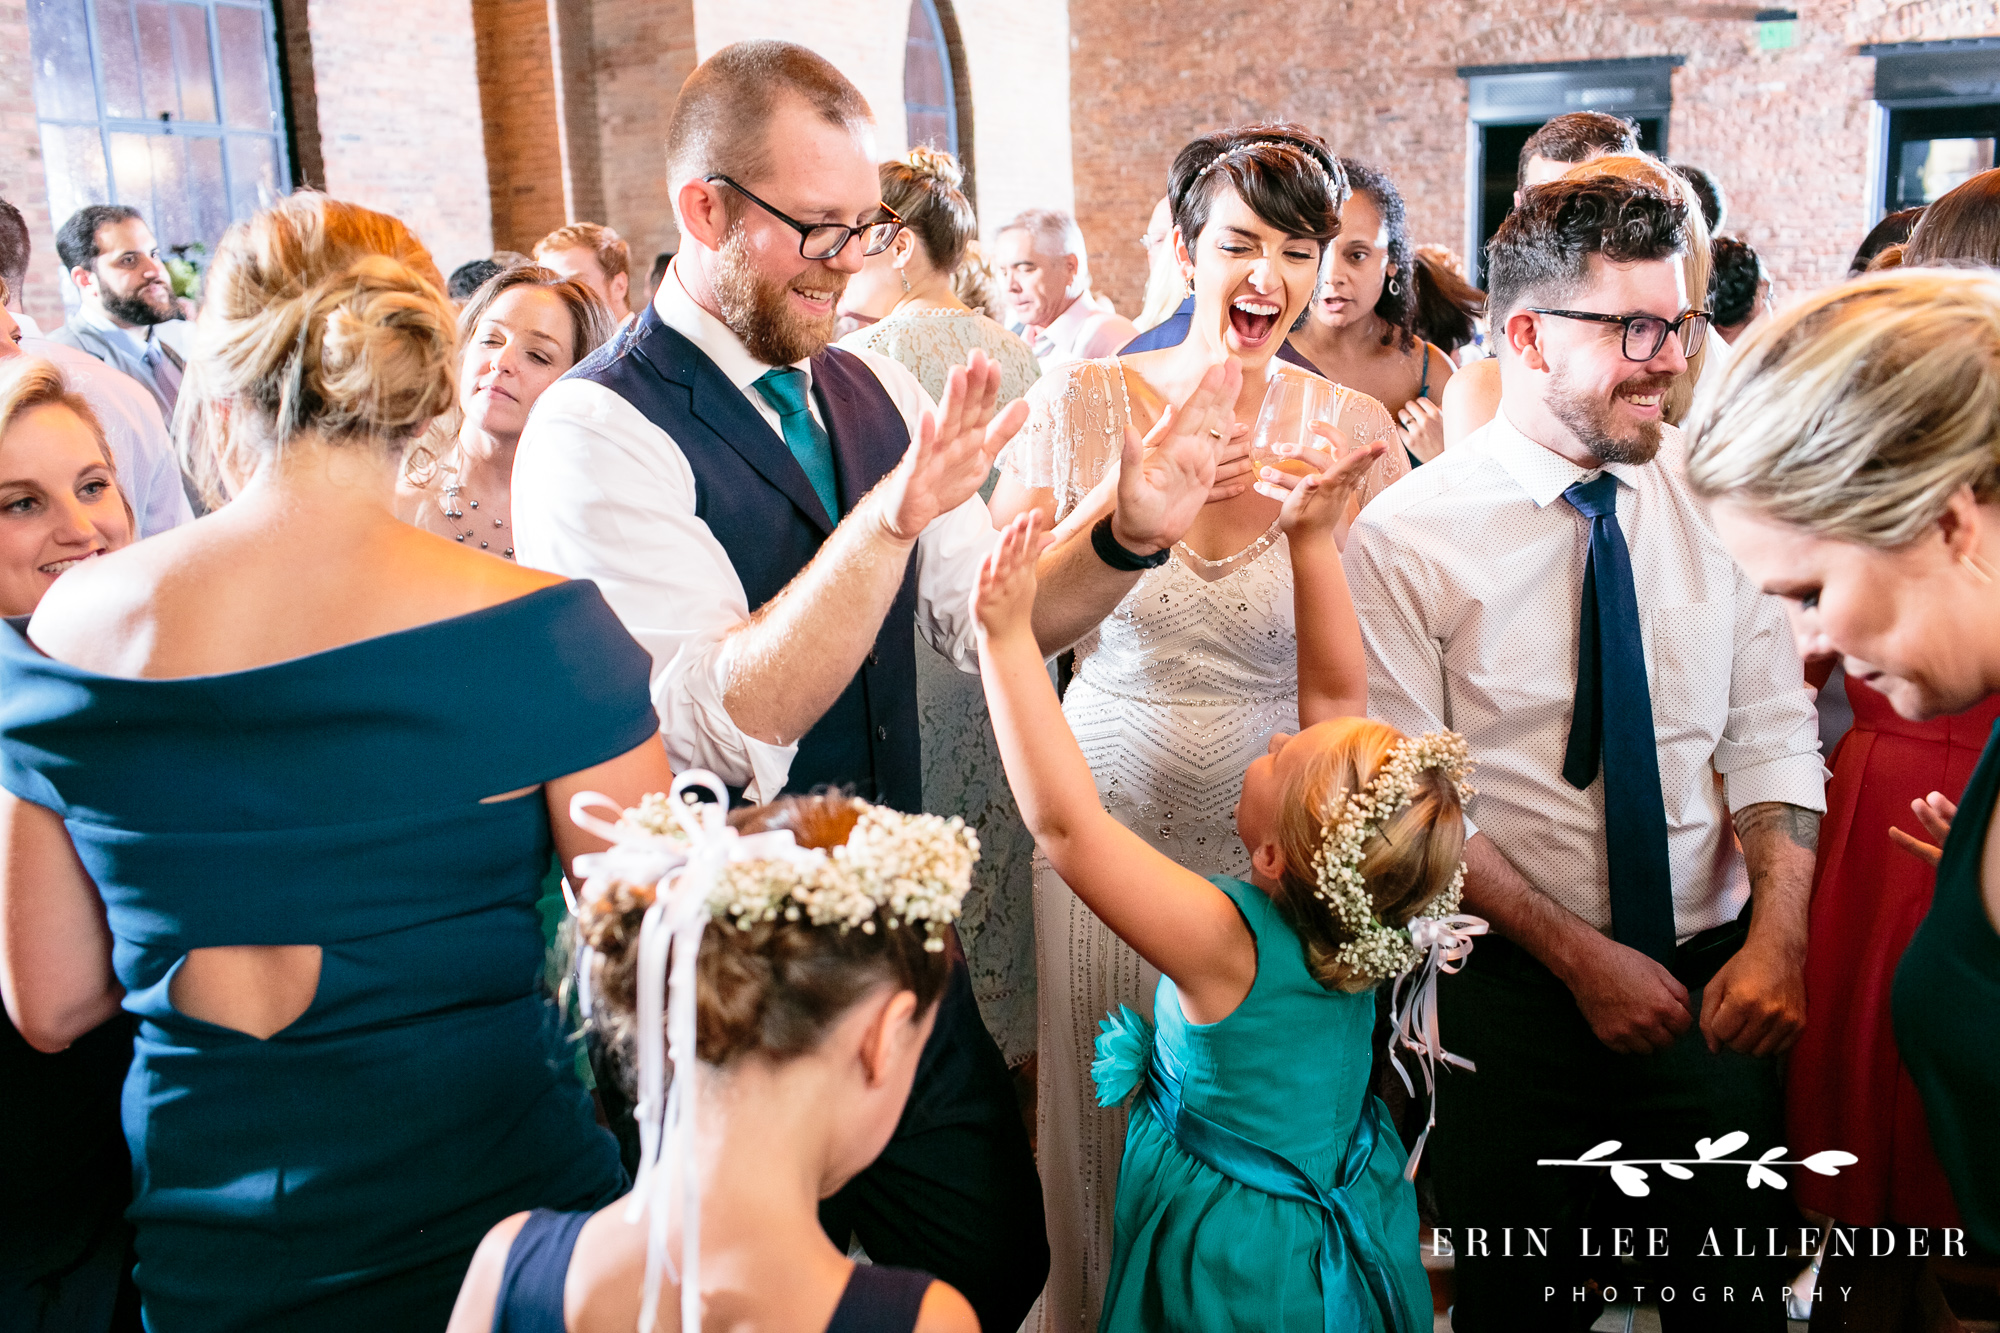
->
<box><xmin>999</xmin><ymin>358</ymin><xmax>1401</xmax><ymax>1332</ymax></box>
<box><xmin>839</xmin><ymin>308</ymin><xmax>1044</xmax><ymax>1063</ymax></box>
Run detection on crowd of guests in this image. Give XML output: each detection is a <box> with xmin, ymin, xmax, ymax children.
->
<box><xmin>2</xmin><ymin>34</ymin><xmax>1999</xmax><ymax>1333</ymax></box>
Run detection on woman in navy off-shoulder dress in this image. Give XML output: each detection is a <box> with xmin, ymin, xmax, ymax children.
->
<box><xmin>0</xmin><ymin>195</ymin><xmax>674</xmax><ymax>1332</ymax></box>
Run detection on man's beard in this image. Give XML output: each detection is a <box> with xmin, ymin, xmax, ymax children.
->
<box><xmin>1545</xmin><ymin>365</ymin><xmax>1674</xmax><ymax>465</ymax></box>
<box><xmin>100</xmin><ymin>278</ymin><xmax>176</xmax><ymax>327</ymax></box>
<box><xmin>711</xmin><ymin>226</ymin><xmax>842</xmax><ymax>365</ymax></box>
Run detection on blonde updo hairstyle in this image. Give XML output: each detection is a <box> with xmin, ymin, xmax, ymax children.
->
<box><xmin>1561</xmin><ymin>154</ymin><xmax>1711</xmax><ymax>424</ymax></box>
<box><xmin>1272</xmin><ymin>718</ymin><xmax>1469</xmax><ymax>993</ymax></box>
<box><xmin>879</xmin><ymin>147</ymin><xmax>977</xmax><ymax>276</ymax></box>
<box><xmin>580</xmin><ymin>793</ymin><xmax>952</xmax><ymax>1082</ymax></box>
<box><xmin>1685</xmin><ymin>269</ymin><xmax>2000</xmax><ymax>549</ymax></box>
<box><xmin>180</xmin><ymin>194</ymin><xmax>458</xmax><ymax>507</ymax></box>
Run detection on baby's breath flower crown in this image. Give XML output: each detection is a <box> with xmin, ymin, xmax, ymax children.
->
<box><xmin>1312</xmin><ymin>731</ymin><xmax>1475</xmax><ymax>984</ymax></box>
<box><xmin>604</xmin><ymin>791</ymin><xmax>978</xmax><ymax>951</ymax></box>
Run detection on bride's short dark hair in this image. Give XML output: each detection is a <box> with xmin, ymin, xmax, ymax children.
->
<box><xmin>1167</xmin><ymin>124</ymin><xmax>1348</xmax><ymax>255</ymax></box>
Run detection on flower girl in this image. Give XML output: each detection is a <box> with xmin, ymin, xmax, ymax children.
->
<box><xmin>973</xmin><ymin>431</ymin><xmax>1483</xmax><ymax>1333</ymax></box>
<box><xmin>447</xmin><ymin>783</ymin><xmax>982</xmax><ymax>1333</ymax></box>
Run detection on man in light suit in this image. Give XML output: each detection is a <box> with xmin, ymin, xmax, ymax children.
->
<box><xmin>46</xmin><ymin>205</ymin><xmax>191</xmax><ymax>425</ymax></box>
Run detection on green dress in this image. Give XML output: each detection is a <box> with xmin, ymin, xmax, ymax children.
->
<box><xmin>1091</xmin><ymin>877</ymin><xmax>1430</xmax><ymax>1333</ymax></box>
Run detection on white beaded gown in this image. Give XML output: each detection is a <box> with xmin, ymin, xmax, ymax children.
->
<box><xmin>997</xmin><ymin>358</ymin><xmax>1402</xmax><ymax>1332</ymax></box>
<box><xmin>838</xmin><ymin>309</ymin><xmax>1044</xmax><ymax>1063</ymax></box>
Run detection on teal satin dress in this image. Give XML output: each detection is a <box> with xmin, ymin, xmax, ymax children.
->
<box><xmin>0</xmin><ymin>582</ymin><xmax>650</xmax><ymax>1331</ymax></box>
<box><xmin>1092</xmin><ymin>877</ymin><xmax>1430</xmax><ymax>1333</ymax></box>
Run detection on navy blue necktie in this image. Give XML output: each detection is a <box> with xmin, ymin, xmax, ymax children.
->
<box><xmin>1560</xmin><ymin>474</ymin><xmax>1676</xmax><ymax>965</ymax></box>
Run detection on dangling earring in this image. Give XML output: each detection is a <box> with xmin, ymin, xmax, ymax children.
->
<box><xmin>1961</xmin><ymin>551</ymin><xmax>1994</xmax><ymax>585</ymax></box>
<box><xmin>1387</xmin><ymin>275</ymin><xmax>1402</xmax><ymax>297</ymax></box>
<box><xmin>899</xmin><ymin>268</ymin><xmax>911</xmax><ymax>293</ymax></box>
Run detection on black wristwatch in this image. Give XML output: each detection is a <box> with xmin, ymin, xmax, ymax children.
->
<box><xmin>1090</xmin><ymin>515</ymin><xmax>1171</xmax><ymax>571</ymax></box>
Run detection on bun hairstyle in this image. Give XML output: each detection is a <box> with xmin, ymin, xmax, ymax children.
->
<box><xmin>1167</xmin><ymin>123</ymin><xmax>1348</xmax><ymax>258</ymax></box>
<box><xmin>1271</xmin><ymin>718</ymin><xmax>1468</xmax><ymax>993</ymax></box>
<box><xmin>581</xmin><ymin>793</ymin><xmax>951</xmax><ymax>1078</ymax></box>
<box><xmin>1686</xmin><ymin>268</ymin><xmax>2000</xmax><ymax>550</ymax></box>
<box><xmin>181</xmin><ymin>194</ymin><xmax>458</xmax><ymax>507</ymax></box>
<box><xmin>879</xmin><ymin>146</ymin><xmax>977</xmax><ymax>275</ymax></box>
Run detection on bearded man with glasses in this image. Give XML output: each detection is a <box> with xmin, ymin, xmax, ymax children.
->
<box><xmin>1345</xmin><ymin>178</ymin><xmax>1825</xmax><ymax>1331</ymax></box>
<box><xmin>514</xmin><ymin>41</ymin><xmax>1228</xmax><ymax>1332</ymax></box>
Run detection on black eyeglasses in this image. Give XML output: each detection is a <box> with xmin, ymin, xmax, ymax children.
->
<box><xmin>704</xmin><ymin>174</ymin><xmax>903</xmax><ymax>260</ymax></box>
<box><xmin>1528</xmin><ymin>307</ymin><xmax>1712</xmax><ymax>361</ymax></box>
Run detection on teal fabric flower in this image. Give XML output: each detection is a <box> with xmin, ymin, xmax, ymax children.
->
<box><xmin>1093</xmin><ymin>1005</ymin><xmax>1155</xmax><ymax>1107</ymax></box>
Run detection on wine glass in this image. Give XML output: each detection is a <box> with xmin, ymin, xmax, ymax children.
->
<box><xmin>1248</xmin><ymin>375</ymin><xmax>1340</xmax><ymax>480</ymax></box>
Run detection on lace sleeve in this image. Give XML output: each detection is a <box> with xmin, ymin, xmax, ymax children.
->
<box><xmin>994</xmin><ymin>359</ymin><xmax>1130</xmax><ymax>518</ymax></box>
<box><xmin>1335</xmin><ymin>386</ymin><xmax>1411</xmax><ymax>510</ymax></box>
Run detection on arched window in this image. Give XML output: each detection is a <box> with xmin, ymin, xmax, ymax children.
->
<box><xmin>903</xmin><ymin>0</ymin><xmax>957</xmax><ymax>157</ymax></box>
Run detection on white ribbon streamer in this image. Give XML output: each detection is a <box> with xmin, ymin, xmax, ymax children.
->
<box><xmin>566</xmin><ymin>774</ymin><xmax>821</xmax><ymax>1333</ymax></box>
<box><xmin>1386</xmin><ymin>912</ymin><xmax>1488</xmax><ymax>1181</ymax></box>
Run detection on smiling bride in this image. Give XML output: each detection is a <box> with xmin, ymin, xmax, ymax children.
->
<box><xmin>987</xmin><ymin>124</ymin><xmax>1405</xmax><ymax>1332</ymax></box>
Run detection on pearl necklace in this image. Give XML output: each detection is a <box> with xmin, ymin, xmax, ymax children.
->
<box><xmin>438</xmin><ymin>461</ymin><xmax>513</xmax><ymax>559</ymax></box>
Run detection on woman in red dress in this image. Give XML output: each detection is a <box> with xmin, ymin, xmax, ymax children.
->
<box><xmin>1791</xmin><ymin>666</ymin><xmax>1999</xmax><ymax>1330</ymax></box>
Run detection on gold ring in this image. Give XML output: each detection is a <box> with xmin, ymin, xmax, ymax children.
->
<box><xmin>1207</xmin><ymin>428</ymin><xmax>1223</xmax><ymax>439</ymax></box>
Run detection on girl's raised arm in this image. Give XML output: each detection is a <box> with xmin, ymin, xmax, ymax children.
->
<box><xmin>974</xmin><ymin>514</ymin><xmax>1254</xmax><ymax>1016</ymax></box>
<box><xmin>1256</xmin><ymin>430</ymin><xmax>1386</xmax><ymax>728</ymax></box>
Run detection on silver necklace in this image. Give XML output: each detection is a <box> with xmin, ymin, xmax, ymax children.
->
<box><xmin>438</xmin><ymin>460</ymin><xmax>513</xmax><ymax>559</ymax></box>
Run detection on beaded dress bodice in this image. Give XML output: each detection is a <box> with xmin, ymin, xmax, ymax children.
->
<box><xmin>1000</xmin><ymin>357</ymin><xmax>1402</xmax><ymax>873</ymax></box>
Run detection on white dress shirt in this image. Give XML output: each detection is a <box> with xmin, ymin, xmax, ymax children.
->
<box><xmin>512</xmin><ymin>263</ymin><xmax>998</xmax><ymax>802</ymax></box>
<box><xmin>1029</xmin><ymin>291</ymin><xmax>1138</xmax><ymax>370</ymax></box>
<box><xmin>1346</xmin><ymin>410</ymin><xmax>1826</xmax><ymax>940</ymax></box>
<box><xmin>25</xmin><ymin>339</ymin><xmax>195</xmax><ymax>537</ymax></box>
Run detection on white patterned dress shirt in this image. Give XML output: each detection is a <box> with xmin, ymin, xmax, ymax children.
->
<box><xmin>512</xmin><ymin>262</ymin><xmax>997</xmax><ymax>802</ymax></box>
<box><xmin>1346</xmin><ymin>410</ymin><xmax>1826</xmax><ymax>940</ymax></box>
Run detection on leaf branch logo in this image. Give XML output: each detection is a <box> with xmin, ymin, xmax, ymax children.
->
<box><xmin>1537</xmin><ymin>1132</ymin><xmax>1858</xmax><ymax>1197</ymax></box>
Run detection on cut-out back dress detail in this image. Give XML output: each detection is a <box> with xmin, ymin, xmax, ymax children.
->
<box><xmin>997</xmin><ymin>358</ymin><xmax>1401</xmax><ymax>1332</ymax></box>
<box><xmin>0</xmin><ymin>581</ymin><xmax>652</xmax><ymax>1332</ymax></box>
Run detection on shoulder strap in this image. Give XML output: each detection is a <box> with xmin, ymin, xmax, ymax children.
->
<box><xmin>823</xmin><ymin>1264</ymin><xmax>934</xmax><ymax>1333</ymax></box>
<box><xmin>492</xmin><ymin>1209</ymin><xmax>592</xmax><ymax>1333</ymax></box>
<box><xmin>1418</xmin><ymin>343</ymin><xmax>1431</xmax><ymax>399</ymax></box>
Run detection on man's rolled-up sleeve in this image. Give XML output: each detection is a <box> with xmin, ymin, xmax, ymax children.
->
<box><xmin>512</xmin><ymin>380</ymin><xmax>797</xmax><ymax>801</ymax></box>
<box><xmin>1717</xmin><ymin>565</ymin><xmax>1827</xmax><ymax>814</ymax></box>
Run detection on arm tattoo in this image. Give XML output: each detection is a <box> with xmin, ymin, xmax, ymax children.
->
<box><xmin>1733</xmin><ymin>801</ymin><xmax>1820</xmax><ymax>855</ymax></box>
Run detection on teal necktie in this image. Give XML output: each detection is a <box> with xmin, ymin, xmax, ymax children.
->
<box><xmin>751</xmin><ymin>366</ymin><xmax>841</xmax><ymax>521</ymax></box>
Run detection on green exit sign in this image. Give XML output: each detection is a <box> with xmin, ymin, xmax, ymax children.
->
<box><xmin>1757</xmin><ymin>9</ymin><xmax>1798</xmax><ymax>48</ymax></box>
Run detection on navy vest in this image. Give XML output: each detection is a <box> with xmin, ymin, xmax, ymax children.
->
<box><xmin>568</xmin><ymin>303</ymin><xmax>922</xmax><ymax>811</ymax></box>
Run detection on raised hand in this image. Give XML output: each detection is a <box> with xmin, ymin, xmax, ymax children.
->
<box><xmin>1207</xmin><ymin>420</ymin><xmax>1254</xmax><ymax>505</ymax></box>
<box><xmin>873</xmin><ymin>349</ymin><xmax>1031</xmax><ymax>543</ymax></box>
<box><xmin>1254</xmin><ymin>422</ymin><xmax>1388</xmax><ymax>542</ymax></box>
<box><xmin>1889</xmin><ymin>791</ymin><xmax>1957</xmax><ymax>867</ymax></box>
<box><xmin>974</xmin><ymin>511</ymin><xmax>1052</xmax><ymax>645</ymax></box>
<box><xmin>1109</xmin><ymin>359</ymin><xmax>1243</xmax><ymax>554</ymax></box>
<box><xmin>1398</xmin><ymin>396</ymin><xmax>1446</xmax><ymax>465</ymax></box>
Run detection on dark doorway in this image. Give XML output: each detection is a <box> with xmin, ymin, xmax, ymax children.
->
<box><xmin>1473</xmin><ymin>116</ymin><xmax>1663</xmax><ymax>286</ymax></box>
<box><xmin>1885</xmin><ymin>103</ymin><xmax>1999</xmax><ymax>213</ymax></box>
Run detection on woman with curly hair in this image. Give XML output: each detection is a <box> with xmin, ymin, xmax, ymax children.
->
<box><xmin>1287</xmin><ymin>159</ymin><xmax>1457</xmax><ymax>464</ymax></box>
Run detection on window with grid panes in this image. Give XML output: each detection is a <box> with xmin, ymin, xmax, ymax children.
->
<box><xmin>27</xmin><ymin>0</ymin><xmax>290</xmax><ymax>294</ymax></box>
<box><xmin>903</xmin><ymin>0</ymin><xmax>957</xmax><ymax>157</ymax></box>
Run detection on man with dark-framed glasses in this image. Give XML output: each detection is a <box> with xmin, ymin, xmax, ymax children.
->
<box><xmin>1346</xmin><ymin>177</ymin><xmax>1824</xmax><ymax>1330</ymax></box>
<box><xmin>514</xmin><ymin>40</ymin><xmax>1226</xmax><ymax>1332</ymax></box>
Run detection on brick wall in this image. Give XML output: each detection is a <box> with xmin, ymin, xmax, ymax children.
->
<box><xmin>0</xmin><ymin>1</ymin><xmax>65</xmax><ymax>331</ymax></box>
<box><xmin>303</xmin><ymin>0</ymin><xmax>494</xmax><ymax>274</ymax></box>
<box><xmin>1066</xmin><ymin>0</ymin><xmax>2000</xmax><ymax>315</ymax></box>
<box><xmin>587</xmin><ymin>0</ymin><xmax>698</xmax><ymax>274</ymax></box>
<box><xmin>474</xmin><ymin>0</ymin><xmax>567</xmax><ymax>254</ymax></box>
